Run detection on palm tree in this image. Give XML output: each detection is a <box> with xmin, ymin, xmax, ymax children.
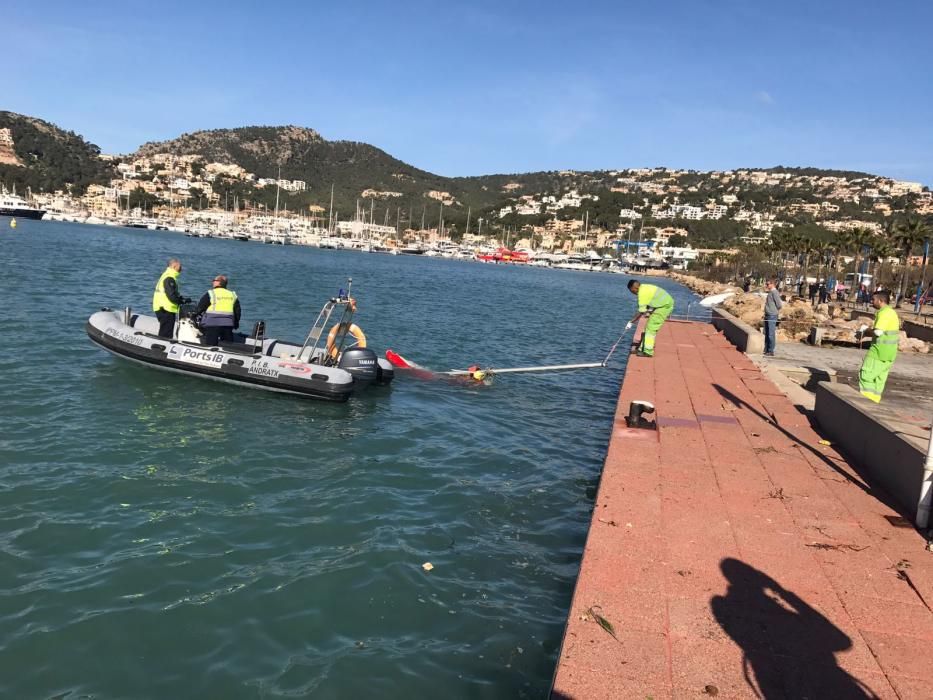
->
<box><xmin>813</xmin><ymin>239</ymin><xmax>832</xmax><ymax>282</ymax></box>
<box><xmin>914</xmin><ymin>216</ymin><xmax>933</xmax><ymax>313</ymax></box>
<box><xmin>769</xmin><ymin>229</ymin><xmax>791</xmax><ymax>278</ymax></box>
<box><xmin>798</xmin><ymin>235</ymin><xmax>815</xmax><ymax>289</ymax></box>
<box><xmin>869</xmin><ymin>238</ymin><xmax>897</xmax><ymax>288</ymax></box>
<box><xmin>849</xmin><ymin>226</ymin><xmax>874</xmax><ymax>285</ymax></box>
<box><xmin>891</xmin><ymin>217</ymin><xmax>926</xmax><ymax>304</ymax></box>
<box><xmin>833</xmin><ymin>229</ymin><xmax>854</xmax><ymax>279</ymax></box>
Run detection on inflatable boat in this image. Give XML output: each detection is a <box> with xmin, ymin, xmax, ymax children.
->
<box><xmin>87</xmin><ymin>282</ymin><xmax>393</xmax><ymax>402</ymax></box>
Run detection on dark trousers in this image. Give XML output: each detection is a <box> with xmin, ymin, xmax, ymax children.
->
<box><xmin>203</xmin><ymin>326</ymin><xmax>234</xmax><ymax>346</ymax></box>
<box><xmin>764</xmin><ymin>313</ymin><xmax>777</xmax><ymax>354</ymax></box>
<box><xmin>156</xmin><ymin>309</ymin><xmax>176</xmax><ymax>338</ymax></box>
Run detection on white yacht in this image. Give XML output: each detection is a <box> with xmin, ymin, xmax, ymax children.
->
<box><xmin>0</xmin><ymin>190</ymin><xmax>46</xmax><ymax>219</ymax></box>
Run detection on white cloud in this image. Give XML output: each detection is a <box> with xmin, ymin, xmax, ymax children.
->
<box><xmin>755</xmin><ymin>90</ymin><xmax>776</xmax><ymax>105</ymax></box>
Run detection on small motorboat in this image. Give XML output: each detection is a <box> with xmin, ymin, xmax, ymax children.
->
<box><xmin>87</xmin><ymin>280</ymin><xmax>393</xmax><ymax>402</ymax></box>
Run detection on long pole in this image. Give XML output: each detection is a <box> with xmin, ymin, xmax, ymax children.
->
<box><xmin>328</xmin><ymin>183</ymin><xmax>334</xmax><ymax>233</ymax></box>
<box><xmin>915</xmin><ymin>238</ymin><xmax>929</xmax><ymax>316</ymax></box>
<box><xmin>917</xmin><ymin>417</ymin><xmax>933</xmax><ymax>529</ymax></box>
<box><xmin>274</xmin><ymin>165</ymin><xmax>281</xmax><ymax>225</ymax></box>
<box><xmin>443</xmin><ymin>362</ymin><xmax>604</xmax><ymax>376</ymax></box>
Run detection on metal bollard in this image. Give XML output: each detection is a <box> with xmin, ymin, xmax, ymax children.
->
<box><xmin>625</xmin><ymin>400</ymin><xmax>656</xmax><ymax>429</ymax></box>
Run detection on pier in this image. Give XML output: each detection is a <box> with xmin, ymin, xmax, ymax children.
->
<box><xmin>552</xmin><ymin>320</ymin><xmax>933</xmax><ymax>699</ymax></box>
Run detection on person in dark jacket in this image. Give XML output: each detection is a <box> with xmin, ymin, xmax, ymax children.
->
<box><xmin>195</xmin><ymin>274</ymin><xmax>241</xmax><ymax>346</ymax></box>
<box><xmin>763</xmin><ymin>279</ymin><xmax>783</xmax><ymax>356</ymax></box>
<box><xmin>152</xmin><ymin>258</ymin><xmax>190</xmax><ymax>338</ymax></box>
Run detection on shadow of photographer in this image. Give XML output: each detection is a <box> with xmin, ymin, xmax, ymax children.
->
<box><xmin>712</xmin><ymin>558</ymin><xmax>880</xmax><ymax>698</ymax></box>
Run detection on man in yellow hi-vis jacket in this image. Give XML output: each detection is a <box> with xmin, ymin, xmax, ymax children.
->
<box><xmin>625</xmin><ymin>279</ymin><xmax>675</xmax><ymax>357</ymax></box>
<box><xmin>858</xmin><ymin>290</ymin><xmax>899</xmax><ymax>403</ymax></box>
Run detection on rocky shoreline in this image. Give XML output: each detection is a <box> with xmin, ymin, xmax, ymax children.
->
<box><xmin>667</xmin><ymin>271</ymin><xmax>929</xmax><ymax>353</ymax></box>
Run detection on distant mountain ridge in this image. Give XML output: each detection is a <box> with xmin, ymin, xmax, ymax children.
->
<box><xmin>134</xmin><ymin>125</ymin><xmax>461</xmax><ymax>211</ymax></box>
<box><xmin>135</xmin><ymin>125</ymin><xmax>325</xmax><ymax>173</ymax></box>
<box><xmin>0</xmin><ymin>112</ymin><xmax>924</xmax><ymax>244</ymax></box>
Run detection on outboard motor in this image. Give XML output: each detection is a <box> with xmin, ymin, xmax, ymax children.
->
<box><xmin>337</xmin><ymin>347</ymin><xmax>379</xmax><ymax>385</ymax></box>
<box><xmin>375</xmin><ymin>361</ymin><xmax>395</xmax><ymax>386</ymax></box>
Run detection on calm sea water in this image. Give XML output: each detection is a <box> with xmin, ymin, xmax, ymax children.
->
<box><xmin>0</xmin><ymin>219</ymin><xmax>694</xmax><ymax>699</ymax></box>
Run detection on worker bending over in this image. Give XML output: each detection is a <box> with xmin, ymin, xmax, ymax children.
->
<box><xmin>625</xmin><ymin>280</ymin><xmax>675</xmax><ymax>357</ymax></box>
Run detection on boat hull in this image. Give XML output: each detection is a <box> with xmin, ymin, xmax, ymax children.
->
<box><xmin>0</xmin><ymin>207</ymin><xmax>45</xmax><ymax>220</ymax></box>
<box><xmin>86</xmin><ymin>310</ymin><xmax>358</xmax><ymax>402</ymax></box>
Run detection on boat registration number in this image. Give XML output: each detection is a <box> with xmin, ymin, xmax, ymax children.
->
<box><xmin>105</xmin><ymin>328</ymin><xmax>145</xmax><ymax>346</ymax></box>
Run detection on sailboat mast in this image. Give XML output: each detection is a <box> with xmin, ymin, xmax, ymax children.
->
<box><xmin>274</xmin><ymin>165</ymin><xmax>281</xmax><ymax>228</ymax></box>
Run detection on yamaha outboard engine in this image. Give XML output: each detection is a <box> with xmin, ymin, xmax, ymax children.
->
<box><xmin>338</xmin><ymin>347</ymin><xmax>379</xmax><ymax>385</ymax></box>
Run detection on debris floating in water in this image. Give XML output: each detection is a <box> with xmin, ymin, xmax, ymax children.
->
<box><xmin>422</xmin><ymin>562</ymin><xmax>434</xmax><ymax>571</ymax></box>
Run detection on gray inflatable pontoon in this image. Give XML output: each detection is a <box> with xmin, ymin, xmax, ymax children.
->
<box><xmin>87</xmin><ymin>285</ymin><xmax>393</xmax><ymax>402</ymax></box>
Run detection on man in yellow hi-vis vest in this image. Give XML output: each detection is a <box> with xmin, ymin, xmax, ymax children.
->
<box><xmin>625</xmin><ymin>279</ymin><xmax>675</xmax><ymax>357</ymax></box>
<box><xmin>858</xmin><ymin>290</ymin><xmax>899</xmax><ymax>403</ymax></box>
<box><xmin>195</xmin><ymin>274</ymin><xmax>242</xmax><ymax>346</ymax></box>
<box><xmin>152</xmin><ymin>258</ymin><xmax>190</xmax><ymax>338</ymax></box>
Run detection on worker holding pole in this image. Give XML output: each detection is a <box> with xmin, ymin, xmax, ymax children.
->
<box><xmin>858</xmin><ymin>290</ymin><xmax>900</xmax><ymax>403</ymax></box>
<box><xmin>625</xmin><ymin>280</ymin><xmax>675</xmax><ymax>357</ymax></box>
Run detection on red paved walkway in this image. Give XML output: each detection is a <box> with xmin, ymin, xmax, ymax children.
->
<box><xmin>552</xmin><ymin>320</ymin><xmax>933</xmax><ymax>699</ymax></box>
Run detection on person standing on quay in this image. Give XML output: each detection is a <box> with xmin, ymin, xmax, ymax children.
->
<box><xmin>858</xmin><ymin>290</ymin><xmax>899</xmax><ymax>403</ymax></box>
<box><xmin>625</xmin><ymin>279</ymin><xmax>675</xmax><ymax>357</ymax></box>
<box><xmin>195</xmin><ymin>274</ymin><xmax>241</xmax><ymax>346</ymax></box>
<box><xmin>763</xmin><ymin>278</ymin><xmax>782</xmax><ymax>357</ymax></box>
<box><xmin>152</xmin><ymin>258</ymin><xmax>189</xmax><ymax>338</ymax></box>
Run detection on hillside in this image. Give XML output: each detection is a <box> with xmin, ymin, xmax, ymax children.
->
<box><xmin>135</xmin><ymin>126</ymin><xmax>460</xmax><ymax>216</ymax></box>
<box><xmin>5</xmin><ymin>112</ymin><xmax>928</xmax><ymax>247</ymax></box>
<box><xmin>0</xmin><ymin>112</ymin><xmax>114</xmax><ymax>195</ymax></box>
<box><xmin>133</xmin><ymin>126</ymin><xmax>645</xmax><ymax>231</ymax></box>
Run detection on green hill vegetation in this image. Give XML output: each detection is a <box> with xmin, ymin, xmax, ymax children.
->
<box><xmin>0</xmin><ymin>112</ymin><xmax>114</xmax><ymax>195</ymax></box>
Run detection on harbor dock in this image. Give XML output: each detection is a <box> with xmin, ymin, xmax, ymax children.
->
<box><xmin>552</xmin><ymin>320</ymin><xmax>933</xmax><ymax>699</ymax></box>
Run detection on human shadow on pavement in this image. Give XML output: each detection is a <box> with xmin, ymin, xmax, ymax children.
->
<box><xmin>711</xmin><ymin>383</ymin><xmax>907</xmax><ymax>516</ymax></box>
<box><xmin>712</xmin><ymin>558</ymin><xmax>880</xmax><ymax>699</ymax></box>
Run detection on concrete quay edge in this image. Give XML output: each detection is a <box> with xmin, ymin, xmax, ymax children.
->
<box><xmin>711</xmin><ymin>306</ymin><xmax>764</xmax><ymax>354</ymax></box>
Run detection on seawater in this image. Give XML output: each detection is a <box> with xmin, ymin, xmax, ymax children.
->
<box><xmin>0</xmin><ymin>220</ymin><xmax>695</xmax><ymax>698</ymax></box>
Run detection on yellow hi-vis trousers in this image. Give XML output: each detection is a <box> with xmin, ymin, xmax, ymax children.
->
<box><xmin>640</xmin><ymin>304</ymin><xmax>674</xmax><ymax>356</ymax></box>
<box><xmin>859</xmin><ymin>345</ymin><xmax>893</xmax><ymax>403</ymax></box>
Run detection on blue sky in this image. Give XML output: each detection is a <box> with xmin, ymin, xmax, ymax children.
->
<box><xmin>7</xmin><ymin>0</ymin><xmax>933</xmax><ymax>184</ymax></box>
